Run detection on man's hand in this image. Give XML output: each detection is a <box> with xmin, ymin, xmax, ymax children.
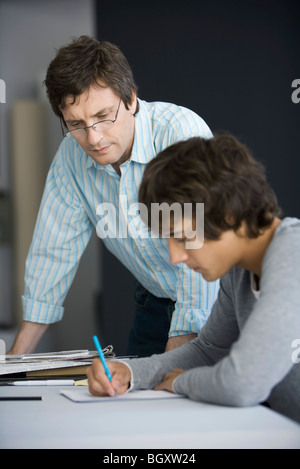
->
<box><xmin>154</xmin><ymin>368</ymin><xmax>185</xmax><ymax>393</ymax></box>
<box><xmin>86</xmin><ymin>359</ymin><xmax>132</xmax><ymax>397</ymax></box>
<box><xmin>165</xmin><ymin>333</ymin><xmax>197</xmax><ymax>352</ymax></box>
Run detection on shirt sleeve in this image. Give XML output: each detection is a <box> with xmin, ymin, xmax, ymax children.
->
<box><xmin>22</xmin><ymin>148</ymin><xmax>93</xmax><ymax>324</ymax></box>
<box><xmin>160</xmin><ymin>105</ymin><xmax>217</xmax><ymax>337</ymax></box>
<box><xmin>168</xmin><ymin>263</ymin><xmax>220</xmax><ymax>337</ymax></box>
<box><xmin>167</xmin><ymin>105</ymin><xmax>213</xmax><ymax>143</ymax></box>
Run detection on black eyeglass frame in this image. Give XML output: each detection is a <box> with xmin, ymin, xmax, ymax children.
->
<box><xmin>60</xmin><ymin>98</ymin><xmax>122</xmax><ymax>138</ymax></box>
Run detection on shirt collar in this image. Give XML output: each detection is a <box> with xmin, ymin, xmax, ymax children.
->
<box><xmin>130</xmin><ymin>99</ymin><xmax>156</xmax><ymax>164</ymax></box>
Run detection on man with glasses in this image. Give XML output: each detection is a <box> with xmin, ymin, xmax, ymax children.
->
<box><xmin>9</xmin><ymin>36</ymin><xmax>219</xmax><ymax>357</ymax></box>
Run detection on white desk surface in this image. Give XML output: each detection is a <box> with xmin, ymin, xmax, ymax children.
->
<box><xmin>0</xmin><ymin>385</ymin><xmax>300</xmax><ymax>449</ymax></box>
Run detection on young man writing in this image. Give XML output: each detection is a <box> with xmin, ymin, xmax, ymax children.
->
<box><xmin>9</xmin><ymin>36</ymin><xmax>218</xmax><ymax>356</ymax></box>
<box><xmin>87</xmin><ymin>134</ymin><xmax>300</xmax><ymax>424</ymax></box>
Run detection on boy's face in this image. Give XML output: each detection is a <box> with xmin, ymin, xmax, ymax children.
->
<box><xmin>167</xmin><ymin>217</ymin><xmax>245</xmax><ymax>282</ymax></box>
<box><xmin>61</xmin><ymin>84</ymin><xmax>136</xmax><ymax>167</ymax></box>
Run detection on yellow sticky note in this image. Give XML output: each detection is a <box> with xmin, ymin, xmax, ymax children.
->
<box><xmin>74</xmin><ymin>379</ymin><xmax>88</xmax><ymax>386</ymax></box>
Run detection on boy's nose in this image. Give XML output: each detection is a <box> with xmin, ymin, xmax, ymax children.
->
<box><xmin>168</xmin><ymin>239</ymin><xmax>189</xmax><ymax>265</ymax></box>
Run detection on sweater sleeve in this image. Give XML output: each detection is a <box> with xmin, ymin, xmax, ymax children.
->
<box><xmin>173</xmin><ymin>225</ymin><xmax>300</xmax><ymax>406</ymax></box>
<box><xmin>129</xmin><ymin>221</ymin><xmax>300</xmax><ymax>408</ymax></box>
<box><xmin>128</xmin><ymin>273</ymin><xmax>240</xmax><ymax>390</ymax></box>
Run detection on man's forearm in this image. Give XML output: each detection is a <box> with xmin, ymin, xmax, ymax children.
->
<box><xmin>8</xmin><ymin>321</ymin><xmax>49</xmax><ymax>354</ymax></box>
<box><xmin>165</xmin><ymin>333</ymin><xmax>198</xmax><ymax>352</ymax></box>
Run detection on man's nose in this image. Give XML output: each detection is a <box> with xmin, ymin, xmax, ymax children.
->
<box><xmin>85</xmin><ymin>125</ymin><xmax>104</xmax><ymax>145</ymax></box>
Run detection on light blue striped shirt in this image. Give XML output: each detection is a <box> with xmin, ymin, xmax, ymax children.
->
<box><xmin>23</xmin><ymin>99</ymin><xmax>220</xmax><ymax>337</ymax></box>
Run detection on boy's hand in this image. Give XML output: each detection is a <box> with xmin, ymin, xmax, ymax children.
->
<box><xmin>154</xmin><ymin>368</ymin><xmax>185</xmax><ymax>393</ymax></box>
<box><xmin>87</xmin><ymin>359</ymin><xmax>132</xmax><ymax>397</ymax></box>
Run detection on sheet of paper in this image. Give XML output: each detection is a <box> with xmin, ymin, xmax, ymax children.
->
<box><xmin>60</xmin><ymin>389</ymin><xmax>185</xmax><ymax>403</ymax></box>
<box><xmin>0</xmin><ymin>345</ymin><xmax>114</xmax><ymax>364</ymax></box>
<box><xmin>21</xmin><ymin>350</ymin><xmax>90</xmax><ymax>360</ymax></box>
<box><xmin>0</xmin><ymin>360</ymin><xmax>92</xmax><ymax>376</ymax></box>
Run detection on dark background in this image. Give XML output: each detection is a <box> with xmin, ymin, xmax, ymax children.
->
<box><xmin>95</xmin><ymin>0</ymin><xmax>300</xmax><ymax>354</ymax></box>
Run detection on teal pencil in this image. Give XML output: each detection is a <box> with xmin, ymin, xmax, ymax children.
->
<box><xmin>93</xmin><ymin>335</ymin><xmax>112</xmax><ymax>381</ymax></box>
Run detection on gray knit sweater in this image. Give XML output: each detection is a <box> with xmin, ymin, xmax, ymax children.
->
<box><xmin>128</xmin><ymin>218</ymin><xmax>300</xmax><ymax>423</ymax></box>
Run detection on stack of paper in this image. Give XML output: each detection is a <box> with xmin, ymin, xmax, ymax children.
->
<box><xmin>0</xmin><ymin>346</ymin><xmax>114</xmax><ymax>378</ymax></box>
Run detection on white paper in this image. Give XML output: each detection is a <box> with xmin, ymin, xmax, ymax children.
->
<box><xmin>60</xmin><ymin>389</ymin><xmax>184</xmax><ymax>403</ymax></box>
<box><xmin>0</xmin><ymin>360</ymin><xmax>92</xmax><ymax>376</ymax></box>
<box><xmin>21</xmin><ymin>350</ymin><xmax>89</xmax><ymax>360</ymax></box>
<box><xmin>1</xmin><ymin>349</ymin><xmax>101</xmax><ymax>363</ymax></box>
<box><xmin>0</xmin><ymin>345</ymin><xmax>114</xmax><ymax>372</ymax></box>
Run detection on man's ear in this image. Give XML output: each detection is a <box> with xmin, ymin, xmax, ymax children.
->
<box><xmin>129</xmin><ymin>90</ymin><xmax>137</xmax><ymax>115</ymax></box>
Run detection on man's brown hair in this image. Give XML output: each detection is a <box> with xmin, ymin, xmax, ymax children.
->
<box><xmin>139</xmin><ymin>134</ymin><xmax>281</xmax><ymax>240</ymax></box>
<box><xmin>44</xmin><ymin>35</ymin><xmax>139</xmax><ymax>120</ymax></box>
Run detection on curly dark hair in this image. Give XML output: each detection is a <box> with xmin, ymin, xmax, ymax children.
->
<box><xmin>44</xmin><ymin>35</ymin><xmax>139</xmax><ymax>119</ymax></box>
<box><xmin>139</xmin><ymin>134</ymin><xmax>281</xmax><ymax>240</ymax></box>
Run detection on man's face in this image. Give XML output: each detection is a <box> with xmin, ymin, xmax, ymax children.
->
<box><xmin>61</xmin><ymin>84</ymin><xmax>137</xmax><ymax>167</ymax></box>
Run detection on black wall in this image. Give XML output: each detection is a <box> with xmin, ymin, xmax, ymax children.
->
<box><xmin>95</xmin><ymin>0</ymin><xmax>300</xmax><ymax>354</ymax></box>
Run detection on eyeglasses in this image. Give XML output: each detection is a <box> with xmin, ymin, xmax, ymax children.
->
<box><xmin>62</xmin><ymin>98</ymin><xmax>121</xmax><ymax>139</ymax></box>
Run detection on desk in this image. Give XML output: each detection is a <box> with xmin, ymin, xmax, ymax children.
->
<box><xmin>0</xmin><ymin>385</ymin><xmax>299</xmax><ymax>449</ymax></box>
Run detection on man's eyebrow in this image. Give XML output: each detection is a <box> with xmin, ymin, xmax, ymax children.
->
<box><xmin>65</xmin><ymin>117</ymin><xmax>84</xmax><ymax>125</ymax></box>
<box><xmin>65</xmin><ymin>106</ymin><xmax>114</xmax><ymax>125</ymax></box>
<box><xmin>91</xmin><ymin>105</ymin><xmax>114</xmax><ymax>117</ymax></box>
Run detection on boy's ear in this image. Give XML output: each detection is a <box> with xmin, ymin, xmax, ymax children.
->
<box><xmin>225</xmin><ymin>215</ymin><xmax>247</xmax><ymax>237</ymax></box>
<box><xmin>224</xmin><ymin>214</ymin><xmax>235</xmax><ymax>227</ymax></box>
